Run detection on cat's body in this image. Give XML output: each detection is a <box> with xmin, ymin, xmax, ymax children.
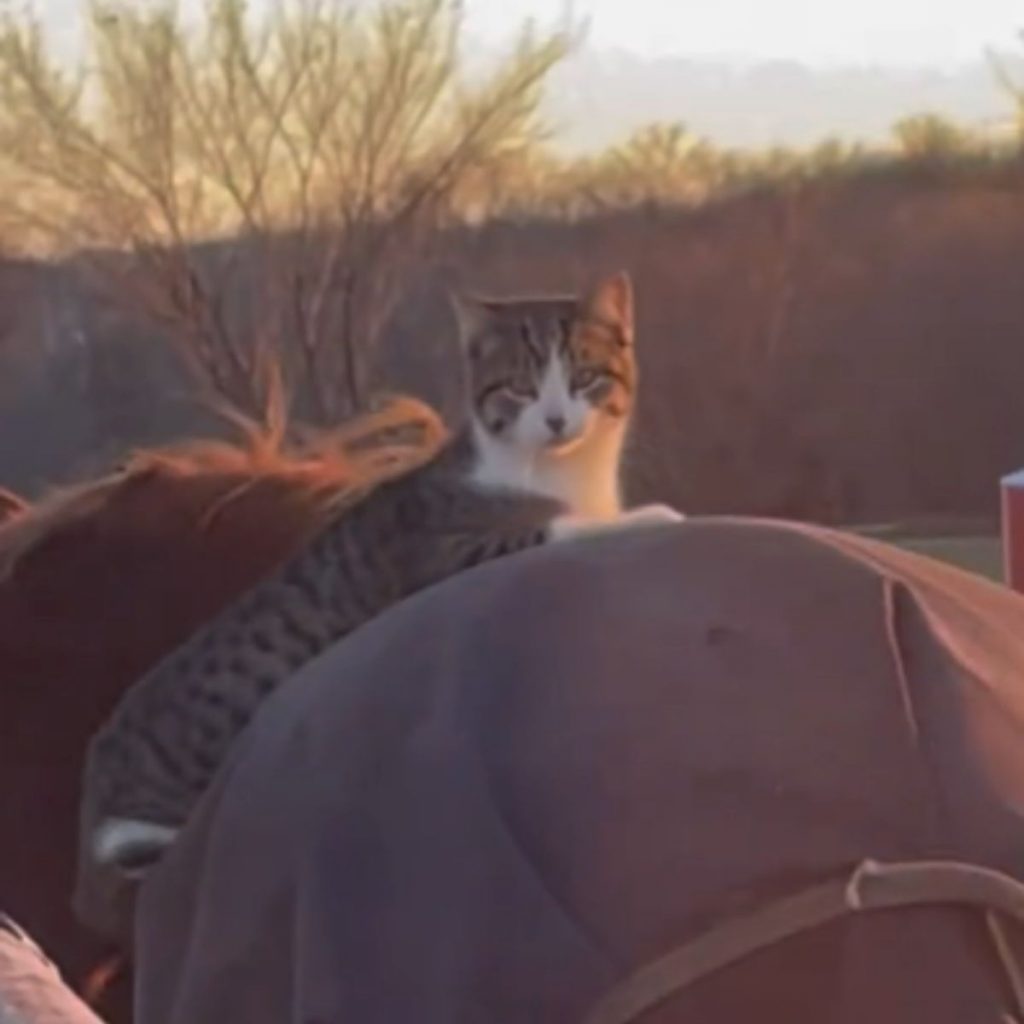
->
<box><xmin>76</xmin><ymin>270</ymin><xmax>682</xmax><ymax>914</ymax></box>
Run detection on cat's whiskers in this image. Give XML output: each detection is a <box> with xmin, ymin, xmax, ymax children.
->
<box><xmin>529</xmin><ymin>416</ymin><xmax>627</xmax><ymax>520</ymax></box>
<box><xmin>459</xmin><ymin>280</ymin><xmax>637</xmax><ymax>520</ymax></box>
<box><xmin>469</xmin><ymin>414</ymin><xmax>626</xmax><ymax>520</ymax></box>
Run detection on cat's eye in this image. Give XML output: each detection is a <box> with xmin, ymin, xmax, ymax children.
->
<box><xmin>573</xmin><ymin>369</ymin><xmax>600</xmax><ymax>389</ymax></box>
<box><xmin>503</xmin><ymin>383</ymin><xmax>536</xmax><ymax>400</ymax></box>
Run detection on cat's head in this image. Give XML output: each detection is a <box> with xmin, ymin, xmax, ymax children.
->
<box><xmin>452</xmin><ymin>270</ymin><xmax>636</xmax><ymax>457</ymax></box>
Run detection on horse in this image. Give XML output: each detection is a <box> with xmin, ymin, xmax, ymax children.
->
<box><xmin>0</xmin><ymin>394</ymin><xmax>447</xmax><ymax>1022</ymax></box>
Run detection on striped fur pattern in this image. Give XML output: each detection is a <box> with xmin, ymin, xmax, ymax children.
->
<box><xmin>76</xmin><ymin>271</ymin><xmax>682</xmax><ymax>939</ymax></box>
<box><xmin>457</xmin><ymin>268</ymin><xmax>637</xmax><ymax>519</ymax></box>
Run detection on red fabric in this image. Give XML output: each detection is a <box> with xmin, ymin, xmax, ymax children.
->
<box><xmin>1002</xmin><ymin>481</ymin><xmax>1024</xmax><ymax>592</ymax></box>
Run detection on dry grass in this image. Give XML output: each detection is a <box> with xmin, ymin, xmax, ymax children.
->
<box><xmin>850</xmin><ymin>521</ymin><xmax>1004</xmax><ymax>582</ymax></box>
<box><xmin>891</xmin><ymin>535</ymin><xmax>1004</xmax><ymax>582</ymax></box>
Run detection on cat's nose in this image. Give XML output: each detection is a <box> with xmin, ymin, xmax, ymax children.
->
<box><xmin>546</xmin><ymin>414</ymin><xmax>566</xmax><ymax>435</ymax></box>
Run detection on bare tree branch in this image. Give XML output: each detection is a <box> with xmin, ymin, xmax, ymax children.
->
<box><xmin>0</xmin><ymin>0</ymin><xmax>573</xmax><ymax>420</ymax></box>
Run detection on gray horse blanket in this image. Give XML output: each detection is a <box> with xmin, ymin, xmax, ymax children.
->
<box><xmin>131</xmin><ymin>518</ymin><xmax>1024</xmax><ymax>1023</ymax></box>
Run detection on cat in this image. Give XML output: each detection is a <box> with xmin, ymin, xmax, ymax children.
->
<box><xmin>75</xmin><ymin>269</ymin><xmax>683</xmax><ymax>931</ymax></box>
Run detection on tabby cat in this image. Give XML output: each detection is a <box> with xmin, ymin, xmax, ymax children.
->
<box><xmin>76</xmin><ymin>269</ymin><xmax>682</xmax><ymax>928</ymax></box>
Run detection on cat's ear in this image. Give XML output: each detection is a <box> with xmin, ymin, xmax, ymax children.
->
<box><xmin>449</xmin><ymin>290</ymin><xmax>497</xmax><ymax>347</ymax></box>
<box><xmin>583</xmin><ymin>270</ymin><xmax>634</xmax><ymax>345</ymax></box>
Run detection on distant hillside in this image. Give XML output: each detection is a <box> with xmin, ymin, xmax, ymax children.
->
<box><xmin>37</xmin><ymin>0</ymin><xmax>1024</xmax><ymax>151</ymax></box>
<box><xmin>6</xmin><ymin>161</ymin><xmax>1024</xmax><ymax>524</ymax></box>
<box><xmin>543</xmin><ymin>50</ymin><xmax>1020</xmax><ymax>150</ymax></box>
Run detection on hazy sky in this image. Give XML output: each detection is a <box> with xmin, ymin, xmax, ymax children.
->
<box><xmin>468</xmin><ymin>0</ymin><xmax>1021</xmax><ymax>67</ymax></box>
<box><xmin>36</xmin><ymin>0</ymin><xmax>1023</xmax><ymax>148</ymax></box>
<box><xmin>41</xmin><ymin>0</ymin><xmax>1023</xmax><ymax>68</ymax></box>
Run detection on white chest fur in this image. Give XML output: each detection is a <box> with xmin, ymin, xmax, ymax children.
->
<box><xmin>470</xmin><ymin>419</ymin><xmax>626</xmax><ymax>519</ymax></box>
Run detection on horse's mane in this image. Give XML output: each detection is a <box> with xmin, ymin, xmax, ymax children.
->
<box><xmin>0</xmin><ymin>392</ymin><xmax>449</xmax><ymax>582</ymax></box>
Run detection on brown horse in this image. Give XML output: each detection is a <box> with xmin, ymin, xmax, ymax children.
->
<box><xmin>0</xmin><ymin>395</ymin><xmax>447</xmax><ymax>1022</ymax></box>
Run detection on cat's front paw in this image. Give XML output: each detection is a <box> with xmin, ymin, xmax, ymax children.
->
<box><xmin>621</xmin><ymin>503</ymin><xmax>686</xmax><ymax>528</ymax></box>
<box><xmin>92</xmin><ymin>818</ymin><xmax>179</xmax><ymax>878</ymax></box>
